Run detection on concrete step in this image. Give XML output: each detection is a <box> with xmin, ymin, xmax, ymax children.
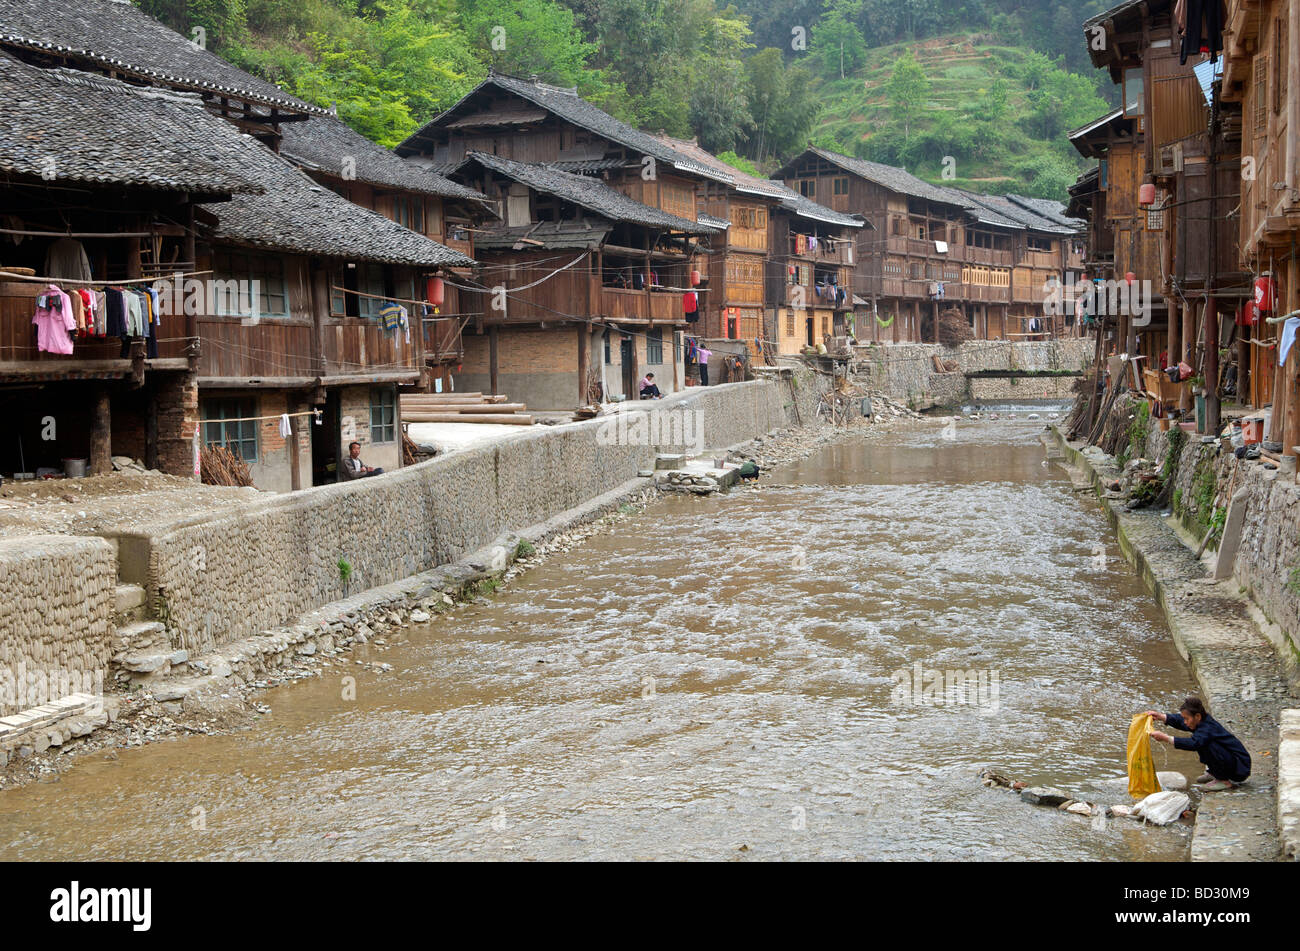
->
<box><xmin>112</xmin><ymin>583</ymin><xmax>148</xmax><ymax>625</ymax></box>
<box><xmin>113</xmin><ymin>620</ymin><xmax>166</xmax><ymax>655</ymax></box>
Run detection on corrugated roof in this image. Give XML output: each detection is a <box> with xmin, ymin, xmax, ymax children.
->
<box><xmin>1069</xmin><ymin>109</ymin><xmax>1125</xmax><ymax>141</ymax></box>
<box><xmin>0</xmin><ymin>53</ymin><xmax>265</xmax><ymax>197</ymax></box>
<box><xmin>463</xmin><ymin>152</ymin><xmax>717</xmax><ymax>233</ymax></box>
<box><xmin>400</xmin><ymin>72</ymin><xmax>732</xmax><ymax>185</ymax></box>
<box><xmin>279</xmin><ymin>114</ymin><xmax>488</xmax><ymax>202</ymax></box>
<box><xmin>0</xmin><ymin>0</ymin><xmax>323</xmax><ymax>115</ymax></box>
<box><xmin>203</xmin><ymin>147</ymin><xmax>475</xmax><ymax>268</ymax></box>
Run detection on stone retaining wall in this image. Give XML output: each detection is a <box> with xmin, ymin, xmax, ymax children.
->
<box><xmin>145</xmin><ymin>380</ymin><xmax>789</xmax><ymax>654</ymax></box>
<box><xmin>0</xmin><ymin>536</ymin><xmax>115</xmax><ymax>717</ymax></box>
<box><xmin>855</xmin><ymin>338</ymin><xmax>1093</xmax><ymax>409</ymax></box>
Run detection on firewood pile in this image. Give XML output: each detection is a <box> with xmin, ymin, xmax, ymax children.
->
<box><xmin>936</xmin><ymin>308</ymin><xmax>974</xmax><ymax>348</ymax></box>
<box><xmin>201</xmin><ymin>444</ymin><xmax>254</xmax><ymax>487</ymax></box>
<box><xmin>402</xmin><ymin>431</ymin><xmax>420</xmax><ymax>466</ymax></box>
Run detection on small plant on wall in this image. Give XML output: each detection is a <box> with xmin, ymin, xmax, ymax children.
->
<box><xmin>338</xmin><ymin>557</ymin><xmax>353</xmax><ymax>593</ymax></box>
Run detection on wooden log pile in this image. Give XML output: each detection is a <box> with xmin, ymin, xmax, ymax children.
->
<box><xmin>401</xmin><ymin>392</ymin><xmax>534</xmax><ymax>425</ymax></box>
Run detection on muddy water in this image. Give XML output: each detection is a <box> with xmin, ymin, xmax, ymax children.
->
<box><xmin>0</xmin><ymin>418</ymin><xmax>1199</xmax><ymax>861</ymax></box>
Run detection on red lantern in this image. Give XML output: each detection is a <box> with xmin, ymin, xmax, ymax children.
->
<box><xmin>690</xmin><ymin>269</ymin><xmax>701</xmax><ymax>286</ymax></box>
<box><xmin>1138</xmin><ymin>183</ymin><xmax>1156</xmax><ymax>206</ymax></box>
<box><xmin>1255</xmin><ymin>274</ymin><xmax>1277</xmax><ymax>313</ymax></box>
<box><xmin>1125</xmin><ymin>271</ymin><xmax>1136</xmax><ymax>285</ymax></box>
<box><xmin>426</xmin><ymin>276</ymin><xmax>445</xmax><ymax>307</ymax></box>
<box><xmin>1237</xmin><ymin>299</ymin><xmax>1260</xmax><ymax>327</ymax></box>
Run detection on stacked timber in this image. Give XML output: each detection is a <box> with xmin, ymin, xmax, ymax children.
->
<box><xmin>400</xmin><ymin>392</ymin><xmax>534</xmax><ymax>425</ymax></box>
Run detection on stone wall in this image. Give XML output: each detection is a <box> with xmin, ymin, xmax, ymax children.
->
<box><xmin>854</xmin><ymin>338</ymin><xmax>1093</xmax><ymax>409</ymax></box>
<box><xmin>141</xmin><ymin>380</ymin><xmax>789</xmax><ymax>654</ymax></box>
<box><xmin>0</xmin><ymin>536</ymin><xmax>115</xmax><ymax>716</ymax></box>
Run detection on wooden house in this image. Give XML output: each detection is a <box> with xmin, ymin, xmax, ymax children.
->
<box><xmin>1084</xmin><ymin>0</ymin><xmax>1244</xmax><ymax>429</ymax></box>
<box><xmin>0</xmin><ymin>1</ymin><xmax>476</xmax><ymax>491</ymax></box>
<box><xmin>279</xmin><ymin>115</ymin><xmax>498</xmax><ymax>393</ymax></box>
<box><xmin>773</xmin><ymin>147</ymin><xmax>1083</xmax><ymax>344</ymax></box>
<box><xmin>396</xmin><ymin>72</ymin><xmax>733</xmax><ymax>400</ymax></box>
<box><xmin>443</xmin><ymin>152</ymin><xmax>717</xmax><ymax>407</ymax></box>
<box><xmin>1222</xmin><ymin>0</ymin><xmax>1300</xmax><ymax>436</ymax></box>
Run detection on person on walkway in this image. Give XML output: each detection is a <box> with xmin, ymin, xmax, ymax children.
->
<box><xmin>639</xmin><ymin>372</ymin><xmax>662</xmax><ymax>399</ymax></box>
<box><xmin>340</xmin><ymin>441</ymin><xmax>384</xmax><ymax>480</ymax></box>
<box><xmin>698</xmin><ymin>345</ymin><xmax>712</xmax><ymax>386</ymax></box>
<box><xmin>1145</xmin><ymin>697</ymin><xmax>1251</xmax><ymax>790</ymax></box>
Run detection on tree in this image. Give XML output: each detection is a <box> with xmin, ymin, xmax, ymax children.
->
<box><xmin>460</xmin><ymin>0</ymin><xmax>600</xmax><ymax>89</ymax></box>
<box><xmin>744</xmin><ymin>48</ymin><xmax>819</xmax><ymax>163</ymax></box>
<box><xmin>814</xmin><ymin>0</ymin><xmax>868</xmax><ymax>80</ymax></box>
<box><xmin>689</xmin><ymin>7</ymin><xmax>754</xmax><ymax>151</ymax></box>
<box><xmin>886</xmin><ymin>48</ymin><xmax>929</xmax><ymax>140</ymax></box>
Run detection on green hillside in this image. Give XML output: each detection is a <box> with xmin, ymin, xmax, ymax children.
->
<box><xmin>811</xmin><ymin>34</ymin><xmax>1113</xmax><ymax>201</ymax></box>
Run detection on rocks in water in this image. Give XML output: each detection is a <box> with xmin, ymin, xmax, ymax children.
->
<box><xmin>1020</xmin><ymin>786</ymin><xmax>1070</xmax><ymax>806</ymax></box>
<box><xmin>1108</xmin><ymin>804</ymin><xmax>1134</xmax><ymax>818</ymax></box>
<box><xmin>1156</xmin><ymin>770</ymin><xmax>1188</xmax><ymax>791</ymax></box>
<box><xmin>1064</xmin><ymin>801</ymin><xmax>1095</xmax><ymax>817</ymax></box>
<box><xmin>409</xmin><ymin>609</ymin><xmax>431</xmax><ymax>624</ymax></box>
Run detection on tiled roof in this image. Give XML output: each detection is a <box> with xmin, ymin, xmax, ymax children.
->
<box><xmin>957</xmin><ymin>191</ymin><xmax>1079</xmax><ymax>234</ymax></box>
<box><xmin>774</xmin><ymin>187</ymin><xmax>864</xmax><ymax>228</ymax></box>
<box><xmin>0</xmin><ymin>53</ymin><xmax>265</xmax><ymax>196</ymax></box>
<box><xmin>279</xmin><ymin>114</ymin><xmax>489</xmax><ymax>202</ymax></box>
<box><xmin>463</xmin><ymin>152</ymin><xmax>717</xmax><ymax>233</ymax></box>
<box><xmin>203</xmin><ymin>147</ymin><xmax>475</xmax><ymax>268</ymax></box>
<box><xmin>1005</xmin><ymin>195</ymin><xmax>1086</xmax><ymax>232</ymax></box>
<box><xmin>789</xmin><ymin>147</ymin><xmax>971</xmax><ymax>208</ymax></box>
<box><xmin>0</xmin><ymin>0</ymin><xmax>323</xmax><ymax>115</ymax></box>
<box><xmin>400</xmin><ymin>72</ymin><xmax>731</xmax><ymax>184</ymax></box>
<box><xmin>473</xmin><ymin>221</ymin><xmax>611</xmax><ymax>251</ymax></box>
<box><xmin>650</xmin><ymin>134</ymin><xmax>863</xmax><ymax>228</ymax></box>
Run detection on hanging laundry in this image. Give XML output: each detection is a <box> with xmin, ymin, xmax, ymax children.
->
<box><xmin>378</xmin><ymin>300</ymin><xmax>402</xmax><ymax>333</ymax></box>
<box><xmin>278</xmin><ymin>414</ymin><xmax>293</xmax><ymax>439</ymax></box>
<box><xmin>1278</xmin><ymin>315</ymin><xmax>1300</xmax><ymax>366</ymax></box>
<box><xmin>32</xmin><ymin>284</ymin><xmax>75</xmax><ymax>354</ymax></box>
<box><xmin>1179</xmin><ymin>0</ymin><xmax>1225</xmax><ymax>64</ymax></box>
<box><xmin>44</xmin><ymin>237</ymin><xmax>92</xmax><ymax>282</ymax></box>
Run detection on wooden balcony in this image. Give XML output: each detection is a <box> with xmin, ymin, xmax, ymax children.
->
<box><xmin>197</xmin><ymin>317</ymin><xmax>315</xmax><ymax>383</ymax></box>
<box><xmin>1</xmin><ymin>282</ymin><xmax>189</xmax><ymax>382</ymax></box>
<box><xmin>961</xmin><ymin>247</ymin><xmax>1015</xmax><ymax>268</ymax></box>
<box><xmin>601</xmin><ymin>287</ymin><xmax>684</xmax><ymax>322</ymax></box>
<box><xmin>321</xmin><ymin>316</ymin><xmax>422</xmax><ymax>381</ymax></box>
<box><xmin>787</xmin><ymin>238</ymin><xmax>853</xmax><ymax>267</ymax></box>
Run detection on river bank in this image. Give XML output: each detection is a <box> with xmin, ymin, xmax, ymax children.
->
<box><xmin>1049</xmin><ymin>426</ymin><xmax>1294</xmax><ymax>861</ymax></box>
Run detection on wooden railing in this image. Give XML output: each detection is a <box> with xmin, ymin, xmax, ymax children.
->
<box><xmin>198</xmin><ymin>317</ymin><xmax>315</xmax><ymax>379</ymax></box>
<box><xmin>600</xmin><ymin>287</ymin><xmax>683</xmax><ymax>321</ymax></box>
<box><xmin>321</xmin><ymin>317</ymin><xmax>422</xmax><ymax>376</ymax></box>
<box><xmin>423</xmin><ymin>316</ymin><xmax>464</xmax><ymax>364</ymax></box>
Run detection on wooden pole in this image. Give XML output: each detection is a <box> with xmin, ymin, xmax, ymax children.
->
<box><xmin>489</xmin><ymin>324</ymin><xmax>499</xmax><ymax>396</ymax></box>
<box><xmin>576</xmin><ymin>323</ymin><xmax>589</xmax><ymax>405</ymax></box>
<box><xmin>90</xmin><ymin>388</ymin><xmax>111</xmax><ymax>475</ymax></box>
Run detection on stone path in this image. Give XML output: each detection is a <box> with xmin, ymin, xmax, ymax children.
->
<box><xmin>1054</xmin><ymin>431</ymin><xmax>1292</xmax><ymax>862</ymax></box>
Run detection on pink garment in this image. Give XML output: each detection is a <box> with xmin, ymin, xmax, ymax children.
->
<box><xmin>697</xmin><ymin>346</ymin><xmax>712</xmax><ymax>365</ymax></box>
<box><xmin>33</xmin><ymin>285</ymin><xmax>75</xmax><ymax>354</ymax></box>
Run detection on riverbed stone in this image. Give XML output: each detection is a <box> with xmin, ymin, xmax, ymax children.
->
<box><xmin>1156</xmin><ymin>771</ymin><xmax>1188</xmax><ymax>791</ymax></box>
<box><xmin>1020</xmin><ymin>786</ymin><xmax>1070</xmax><ymax>806</ymax></box>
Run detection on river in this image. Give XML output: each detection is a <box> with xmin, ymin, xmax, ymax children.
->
<box><xmin>0</xmin><ymin>415</ymin><xmax>1200</xmax><ymax>860</ymax></box>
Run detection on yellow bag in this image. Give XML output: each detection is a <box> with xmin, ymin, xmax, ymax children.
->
<box><xmin>1127</xmin><ymin>713</ymin><xmax>1162</xmax><ymax>799</ymax></box>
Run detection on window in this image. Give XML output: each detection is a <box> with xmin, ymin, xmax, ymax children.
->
<box><xmin>358</xmin><ymin>264</ymin><xmax>386</xmax><ymax>319</ymax></box>
<box><xmin>370</xmin><ymin>387</ymin><xmax>396</xmax><ymax>443</ymax></box>
<box><xmin>646</xmin><ymin>327</ymin><xmax>663</xmax><ymax>365</ymax></box>
<box><xmin>785</xmin><ymin>312</ymin><xmax>796</xmax><ymax>336</ymax></box>
<box><xmin>798</xmin><ymin>179</ymin><xmax>816</xmax><ymax>198</ymax></box>
<box><xmin>394</xmin><ymin>196</ymin><xmax>425</xmax><ymax>233</ymax></box>
<box><xmin>1122</xmin><ymin>67</ymin><xmax>1144</xmax><ymax>117</ymax></box>
<box><xmin>202</xmin><ymin>398</ymin><xmax>257</xmax><ymax>463</ymax></box>
<box><xmin>213</xmin><ymin>251</ymin><xmax>288</xmax><ymax>318</ymax></box>
<box><xmin>833</xmin><ymin>177</ymin><xmax>849</xmax><ymax>196</ymax></box>
<box><xmin>604</xmin><ymin>330</ymin><xmax>611</xmax><ymax>364</ymax></box>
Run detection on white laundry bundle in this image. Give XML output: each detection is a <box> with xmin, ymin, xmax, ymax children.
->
<box><xmin>1131</xmin><ymin>790</ymin><xmax>1190</xmax><ymax>825</ymax></box>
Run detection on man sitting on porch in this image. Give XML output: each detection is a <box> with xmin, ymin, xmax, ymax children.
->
<box><xmin>340</xmin><ymin>441</ymin><xmax>384</xmax><ymax>480</ymax></box>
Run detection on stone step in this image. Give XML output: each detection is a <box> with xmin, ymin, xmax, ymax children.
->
<box><xmin>654</xmin><ymin>453</ymin><xmax>687</xmax><ymax>470</ymax></box>
<box><xmin>114</xmin><ymin>583</ymin><xmax>145</xmax><ymax>613</ymax></box>
<box><xmin>113</xmin><ymin>620</ymin><xmax>166</xmax><ymax>654</ymax></box>
<box><xmin>112</xmin><ymin>583</ymin><xmax>148</xmax><ymax>625</ymax></box>
<box><xmin>0</xmin><ymin>692</ymin><xmax>114</xmax><ymax>758</ymax></box>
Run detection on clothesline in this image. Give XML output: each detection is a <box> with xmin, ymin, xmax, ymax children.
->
<box><xmin>200</xmin><ymin>409</ymin><xmax>322</xmax><ymax>426</ymax></box>
<box><xmin>0</xmin><ymin>227</ymin><xmax>157</xmax><ymax>239</ymax></box>
<box><xmin>1</xmin><ymin>268</ymin><xmax>213</xmax><ymax>287</ymax></box>
<box><xmin>330</xmin><ymin>284</ymin><xmax>434</xmax><ymax>309</ymax></box>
